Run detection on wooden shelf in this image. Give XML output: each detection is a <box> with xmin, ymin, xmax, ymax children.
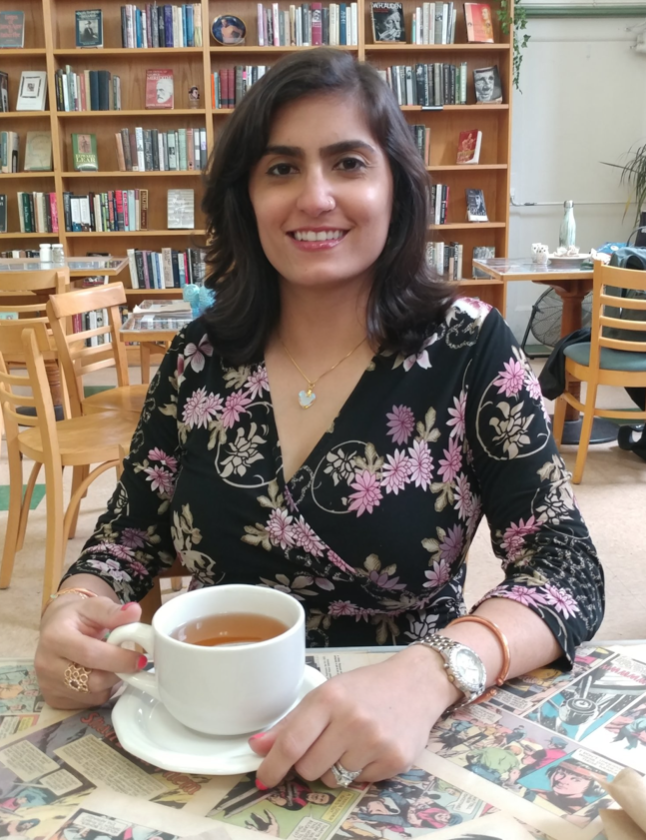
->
<box><xmin>125</xmin><ymin>288</ymin><xmax>185</xmax><ymax>296</ymax></box>
<box><xmin>57</xmin><ymin>109</ymin><xmax>207</xmax><ymax>117</ymax></box>
<box><xmin>0</xmin><ymin>232</ymin><xmax>58</xmax><ymax>238</ymax></box>
<box><xmin>0</xmin><ymin>172</ymin><xmax>55</xmax><ymax>178</ymax></box>
<box><xmin>209</xmin><ymin>45</ymin><xmax>357</xmax><ymax>53</ymax></box>
<box><xmin>430</xmin><ymin>222</ymin><xmax>506</xmax><ymax>230</ymax></box>
<box><xmin>428</xmin><ymin>164</ymin><xmax>508</xmax><ymax>172</ymax></box>
<box><xmin>0</xmin><ymin>111</ymin><xmax>51</xmax><ymax>118</ymax></box>
<box><xmin>62</xmin><ymin>171</ymin><xmax>204</xmax><ymax>177</ymax></box>
<box><xmin>54</xmin><ymin>47</ymin><xmax>204</xmax><ymax>56</ymax></box>
<box><xmin>365</xmin><ymin>43</ymin><xmax>511</xmax><ymax>51</ymax></box>
<box><xmin>0</xmin><ymin>49</ymin><xmax>47</xmax><ymax>56</ymax></box>
<box><xmin>65</xmin><ymin>230</ymin><xmax>207</xmax><ymax>237</ymax></box>
<box><xmin>401</xmin><ymin>104</ymin><xmax>510</xmax><ymax>111</ymax></box>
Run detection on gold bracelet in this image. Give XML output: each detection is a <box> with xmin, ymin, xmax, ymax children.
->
<box><xmin>41</xmin><ymin>587</ymin><xmax>98</xmax><ymax>617</ymax></box>
<box><xmin>448</xmin><ymin>615</ymin><xmax>511</xmax><ymax>703</ymax></box>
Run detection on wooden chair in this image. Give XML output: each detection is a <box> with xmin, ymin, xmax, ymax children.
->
<box><xmin>140</xmin><ymin>340</ymin><xmax>170</xmax><ymax>385</ymax></box>
<box><xmin>46</xmin><ymin>282</ymin><xmax>148</xmax><ymax>420</ymax></box>
<box><xmin>0</xmin><ymin>321</ymin><xmax>138</xmax><ymax>609</ymax></box>
<box><xmin>553</xmin><ymin>261</ymin><xmax>646</xmax><ymax>483</ymax></box>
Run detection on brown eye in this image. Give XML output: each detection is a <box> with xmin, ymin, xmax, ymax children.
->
<box><xmin>267</xmin><ymin>162</ymin><xmax>296</xmax><ymax>176</ymax></box>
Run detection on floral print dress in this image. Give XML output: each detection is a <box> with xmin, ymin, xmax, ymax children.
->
<box><xmin>64</xmin><ymin>299</ymin><xmax>604</xmax><ymax>663</ymax></box>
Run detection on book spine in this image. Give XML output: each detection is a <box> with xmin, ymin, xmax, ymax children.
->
<box><xmin>127</xmin><ymin>248</ymin><xmax>139</xmax><ymax>289</ymax></box>
<box><xmin>140</xmin><ymin>188</ymin><xmax>149</xmax><ymax>229</ymax></box>
<box><xmin>49</xmin><ymin>192</ymin><xmax>59</xmax><ymax>233</ymax></box>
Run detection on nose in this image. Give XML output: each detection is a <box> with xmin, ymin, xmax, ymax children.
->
<box><xmin>295</xmin><ymin>167</ymin><xmax>336</xmax><ymax>216</ymax></box>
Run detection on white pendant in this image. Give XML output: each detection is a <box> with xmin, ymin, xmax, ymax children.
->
<box><xmin>298</xmin><ymin>389</ymin><xmax>316</xmax><ymax>409</ymax></box>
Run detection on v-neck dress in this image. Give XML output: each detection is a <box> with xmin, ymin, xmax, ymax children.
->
<box><xmin>63</xmin><ymin>299</ymin><xmax>604</xmax><ymax>663</ymax></box>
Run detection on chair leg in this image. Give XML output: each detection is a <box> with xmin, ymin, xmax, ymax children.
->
<box><xmin>62</xmin><ymin>460</ymin><xmax>119</xmax><ymax>545</ymax></box>
<box><xmin>552</xmin><ymin>394</ymin><xmax>567</xmax><ymax>447</ymax></box>
<box><xmin>0</xmin><ymin>446</ymin><xmax>26</xmax><ymax>590</ymax></box>
<box><xmin>67</xmin><ymin>465</ymin><xmax>89</xmax><ymax>539</ymax></box>
<box><xmin>140</xmin><ymin>343</ymin><xmax>152</xmax><ymax>385</ymax></box>
<box><xmin>572</xmin><ymin>383</ymin><xmax>598</xmax><ymax>485</ymax></box>
<box><xmin>41</xmin><ymin>458</ymin><xmax>65</xmax><ymax>611</ymax></box>
<box><xmin>16</xmin><ymin>461</ymin><xmax>42</xmax><ymax>552</ymax></box>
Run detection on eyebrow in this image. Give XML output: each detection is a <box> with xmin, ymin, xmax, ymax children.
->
<box><xmin>262</xmin><ymin>140</ymin><xmax>377</xmax><ymax>158</ymax></box>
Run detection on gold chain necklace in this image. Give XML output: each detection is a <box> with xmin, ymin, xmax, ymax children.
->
<box><xmin>280</xmin><ymin>335</ymin><xmax>368</xmax><ymax>409</ymax></box>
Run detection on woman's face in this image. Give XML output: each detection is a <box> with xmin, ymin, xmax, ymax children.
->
<box><xmin>248</xmin><ymin>93</ymin><xmax>394</xmax><ymax>297</ymax></box>
<box><xmin>221</xmin><ymin>21</ymin><xmax>244</xmax><ymax>42</ymax></box>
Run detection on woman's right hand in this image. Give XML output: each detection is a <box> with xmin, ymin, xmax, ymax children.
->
<box><xmin>36</xmin><ymin>596</ymin><xmax>147</xmax><ymax>710</ymax></box>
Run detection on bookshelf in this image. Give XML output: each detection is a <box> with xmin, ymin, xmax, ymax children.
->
<box><xmin>0</xmin><ymin>0</ymin><xmax>511</xmax><ymax>308</ymax></box>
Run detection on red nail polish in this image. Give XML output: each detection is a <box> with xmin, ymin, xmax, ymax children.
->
<box><xmin>249</xmin><ymin>732</ymin><xmax>265</xmax><ymax>742</ymax></box>
<box><xmin>255</xmin><ymin>779</ymin><xmax>269</xmax><ymax>791</ymax></box>
<box><xmin>120</xmin><ymin>602</ymin><xmax>135</xmax><ymax>611</ymax></box>
<box><xmin>137</xmin><ymin>655</ymin><xmax>148</xmax><ymax>670</ymax></box>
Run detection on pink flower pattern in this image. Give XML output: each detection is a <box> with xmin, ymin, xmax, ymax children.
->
<box><xmin>266</xmin><ymin>509</ymin><xmax>296</xmax><ymax>550</ymax></box>
<box><xmin>493</xmin><ymin>358</ymin><xmax>526</xmax><ymax>398</ymax></box>
<box><xmin>143</xmin><ymin>465</ymin><xmax>175</xmax><ymax>495</ymax></box>
<box><xmin>246</xmin><ymin>365</ymin><xmax>270</xmax><ymax>399</ymax></box>
<box><xmin>183</xmin><ymin>334</ymin><xmax>213</xmax><ymax>373</ymax></box>
<box><xmin>221</xmin><ymin>390</ymin><xmax>252</xmax><ymax>429</ymax></box>
<box><xmin>381</xmin><ymin>449</ymin><xmax>411</xmax><ymax>495</ymax></box>
<box><xmin>182</xmin><ymin>387</ymin><xmax>224</xmax><ymax>429</ymax></box>
<box><xmin>446</xmin><ymin>390</ymin><xmax>467</xmax><ymax>441</ymax></box>
<box><xmin>148</xmin><ymin>448</ymin><xmax>178</xmax><ymax>472</ymax></box>
<box><xmin>386</xmin><ymin>405</ymin><xmax>415</xmax><ymax>444</ymax></box>
<box><xmin>408</xmin><ymin>440</ymin><xmax>434</xmax><ymax>490</ymax></box>
<box><xmin>438</xmin><ymin>437</ymin><xmax>462</xmax><ymax>484</ymax></box>
<box><xmin>348</xmin><ymin>470</ymin><xmax>383</xmax><ymax>516</ymax></box>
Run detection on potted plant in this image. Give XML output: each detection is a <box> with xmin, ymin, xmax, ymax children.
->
<box><xmin>497</xmin><ymin>0</ymin><xmax>530</xmax><ymax>91</ymax></box>
<box><xmin>603</xmin><ymin>142</ymin><xmax>646</xmax><ymax>229</ymax></box>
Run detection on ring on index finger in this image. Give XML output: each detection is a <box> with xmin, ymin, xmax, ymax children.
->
<box><xmin>331</xmin><ymin>762</ymin><xmax>363</xmax><ymax>787</ymax></box>
<box><xmin>64</xmin><ymin>661</ymin><xmax>92</xmax><ymax>693</ymax></box>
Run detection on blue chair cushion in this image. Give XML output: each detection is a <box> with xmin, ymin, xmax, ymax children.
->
<box><xmin>564</xmin><ymin>342</ymin><xmax>646</xmax><ymax>371</ymax></box>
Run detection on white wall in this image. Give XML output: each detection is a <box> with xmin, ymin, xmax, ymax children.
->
<box><xmin>507</xmin><ymin>15</ymin><xmax>646</xmax><ymax>339</ymax></box>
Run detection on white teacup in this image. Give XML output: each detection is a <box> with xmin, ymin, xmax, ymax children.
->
<box><xmin>107</xmin><ymin>585</ymin><xmax>305</xmax><ymax>736</ymax></box>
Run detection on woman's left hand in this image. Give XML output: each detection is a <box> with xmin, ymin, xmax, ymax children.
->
<box><xmin>250</xmin><ymin>644</ymin><xmax>461</xmax><ymax>788</ymax></box>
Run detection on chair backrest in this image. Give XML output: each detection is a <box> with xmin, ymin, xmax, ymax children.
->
<box><xmin>0</xmin><ymin>268</ymin><xmax>70</xmax><ymax>297</ymax></box>
<box><xmin>47</xmin><ymin>282</ymin><xmax>130</xmax><ymax>418</ymax></box>
<box><xmin>591</xmin><ymin>263</ymin><xmax>646</xmax><ymax>370</ymax></box>
<box><xmin>0</xmin><ymin>321</ymin><xmax>60</xmax><ymax>465</ymax></box>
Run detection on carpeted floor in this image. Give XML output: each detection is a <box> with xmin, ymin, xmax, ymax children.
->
<box><xmin>1</xmin><ymin>362</ymin><xmax>645</xmax><ymax>659</ymax></box>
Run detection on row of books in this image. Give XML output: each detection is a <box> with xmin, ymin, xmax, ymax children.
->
<box><xmin>127</xmin><ymin>246</ymin><xmax>207</xmax><ymax>289</ymax></box>
<box><xmin>0</xmin><ymin>131</ymin><xmax>18</xmax><ymax>173</ymax></box>
<box><xmin>257</xmin><ymin>3</ymin><xmax>359</xmax><ymax>47</ymax></box>
<box><xmin>55</xmin><ymin>67</ymin><xmax>121</xmax><ymax>112</ymax></box>
<box><xmin>115</xmin><ymin>127</ymin><xmax>207</xmax><ymax>172</ymax></box>
<box><xmin>62</xmin><ymin>189</ymin><xmax>150</xmax><ymax>233</ymax></box>
<box><xmin>410</xmin><ymin>124</ymin><xmax>431</xmax><ymax>167</ymax></box>
<box><xmin>430</xmin><ymin>185</ymin><xmax>489</xmax><ymax>225</ymax></box>
<box><xmin>426</xmin><ymin>242</ymin><xmax>496</xmax><ymax>281</ymax></box>
<box><xmin>73</xmin><ymin>308</ymin><xmax>114</xmax><ymax>348</ymax></box>
<box><xmin>370</xmin><ymin>1</ymin><xmax>456</xmax><ymax>44</ymax></box>
<box><xmin>16</xmin><ymin>192</ymin><xmax>60</xmax><ymax>234</ymax></box>
<box><xmin>378</xmin><ymin>63</ymin><xmax>468</xmax><ymax>107</ymax></box>
<box><xmin>211</xmin><ymin>68</ymin><xmax>264</xmax><ymax>109</ymax></box>
<box><xmin>121</xmin><ymin>4</ymin><xmax>204</xmax><ymax>48</ymax></box>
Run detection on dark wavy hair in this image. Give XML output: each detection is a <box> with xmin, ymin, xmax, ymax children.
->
<box><xmin>201</xmin><ymin>48</ymin><xmax>456</xmax><ymax>365</ymax></box>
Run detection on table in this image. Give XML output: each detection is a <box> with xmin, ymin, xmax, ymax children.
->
<box><xmin>0</xmin><ymin>642</ymin><xmax>644</xmax><ymax>839</ymax></box>
<box><xmin>120</xmin><ymin>308</ymin><xmax>193</xmax><ymax>343</ymax></box>
<box><xmin>0</xmin><ymin>256</ymin><xmax>129</xmax><ymax>279</ymax></box>
<box><xmin>472</xmin><ymin>258</ymin><xmax>617</xmax><ymax>445</ymax></box>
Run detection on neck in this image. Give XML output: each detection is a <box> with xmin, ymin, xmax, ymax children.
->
<box><xmin>275</xmin><ymin>278</ymin><xmax>372</xmax><ymax>361</ymax></box>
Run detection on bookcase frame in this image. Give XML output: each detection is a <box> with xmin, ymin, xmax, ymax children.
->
<box><xmin>1</xmin><ymin>0</ymin><xmax>511</xmax><ymax>308</ymax></box>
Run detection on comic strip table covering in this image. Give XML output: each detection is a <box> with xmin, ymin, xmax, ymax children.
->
<box><xmin>1</xmin><ymin>643</ymin><xmax>645</xmax><ymax>840</ymax></box>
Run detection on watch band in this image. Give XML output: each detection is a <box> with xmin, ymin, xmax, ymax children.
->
<box><xmin>411</xmin><ymin>633</ymin><xmax>486</xmax><ymax>707</ymax></box>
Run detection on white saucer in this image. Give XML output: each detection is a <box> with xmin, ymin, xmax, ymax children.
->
<box><xmin>112</xmin><ymin>664</ymin><xmax>326</xmax><ymax>775</ymax></box>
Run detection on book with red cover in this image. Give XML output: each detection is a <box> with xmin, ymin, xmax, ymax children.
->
<box><xmin>464</xmin><ymin>3</ymin><xmax>494</xmax><ymax>43</ymax></box>
<box><xmin>311</xmin><ymin>2</ymin><xmax>323</xmax><ymax>45</ymax></box>
<box><xmin>145</xmin><ymin>69</ymin><xmax>174</xmax><ymax>109</ymax></box>
<box><xmin>456</xmin><ymin>129</ymin><xmax>482</xmax><ymax>164</ymax></box>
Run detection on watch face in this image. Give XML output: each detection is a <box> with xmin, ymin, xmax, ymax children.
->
<box><xmin>452</xmin><ymin>647</ymin><xmax>486</xmax><ymax>691</ymax></box>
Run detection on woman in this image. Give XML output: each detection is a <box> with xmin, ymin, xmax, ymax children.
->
<box><xmin>36</xmin><ymin>48</ymin><xmax>603</xmax><ymax>791</ymax></box>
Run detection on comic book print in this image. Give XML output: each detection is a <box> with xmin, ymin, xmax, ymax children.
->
<box><xmin>208</xmin><ymin>768</ymin><xmax>496</xmax><ymax>839</ymax></box>
<box><xmin>47</xmin><ymin>806</ymin><xmax>178</xmax><ymax>840</ymax></box>
<box><xmin>0</xmin><ymin>664</ymin><xmax>44</xmax><ymax>738</ymax></box>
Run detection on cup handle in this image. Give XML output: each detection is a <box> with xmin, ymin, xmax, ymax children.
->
<box><xmin>106</xmin><ymin>623</ymin><xmax>160</xmax><ymax>701</ymax></box>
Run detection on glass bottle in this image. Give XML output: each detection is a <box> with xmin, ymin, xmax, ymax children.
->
<box><xmin>52</xmin><ymin>244</ymin><xmax>65</xmax><ymax>266</ymax></box>
<box><xmin>559</xmin><ymin>200</ymin><xmax>576</xmax><ymax>249</ymax></box>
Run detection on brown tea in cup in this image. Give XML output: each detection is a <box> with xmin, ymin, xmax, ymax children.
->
<box><xmin>171</xmin><ymin>612</ymin><xmax>289</xmax><ymax>647</ymax></box>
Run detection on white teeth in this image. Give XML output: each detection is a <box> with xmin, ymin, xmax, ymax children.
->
<box><xmin>293</xmin><ymin>230</ymin><xmax>344</xmax><ymax>242</ymax></box>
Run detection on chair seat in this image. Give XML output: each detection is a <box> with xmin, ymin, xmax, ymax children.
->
<box><xmin>564</xmin><ymin>342</ymin><xmax>646</xmax><ymax>372</ymax></box>
<box><xmin>18</xmin><ymin>413</ymin><xmax>137</xmax><ymax>466</ymax></box>
<box><xmin>83</xmin><ymin>384</ymin><xmax>148</xmax><ymax>417</ymax></box>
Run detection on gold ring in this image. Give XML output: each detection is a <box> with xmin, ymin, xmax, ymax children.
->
<box><xmin>64</xmin><ymin>662</ymin><xmax>92</xmax><ymax>693</ymax></box>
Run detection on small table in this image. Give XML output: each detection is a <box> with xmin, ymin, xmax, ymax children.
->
<box><xmin>472</xmin><ymin>258</ymin><xmax>616</xmax><ymax>444</ymax></box>
<box><xmin>120</xmin><ymin>309</ymin><xmax>193</xmax><ymax>343</ymax></box>
<box><xmin>0</xmin><ymin>256</ymin><xmax>129</xmax><ymax>279</ymax></box>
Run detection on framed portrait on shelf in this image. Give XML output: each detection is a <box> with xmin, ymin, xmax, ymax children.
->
<box><xmin>16</xmin><ymin>71</ymin><xmax>47</xmax><ymax>111</ymax></box>
<box><xmin>211</xmin><ymin>14</ymin><xmax>246</xmax><ymax>45</ymax></box>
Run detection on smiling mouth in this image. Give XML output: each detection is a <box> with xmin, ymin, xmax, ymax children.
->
<box><xmin>290</xmin><ymin>230</ymin><xmax>348</xmax><ymax>242</ymax></box>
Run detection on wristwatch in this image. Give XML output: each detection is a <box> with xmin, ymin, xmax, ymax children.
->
<box><xmin>411</xmin><ymin>633</ymin><xmax>487</xmax><ymax>706</ymax></box>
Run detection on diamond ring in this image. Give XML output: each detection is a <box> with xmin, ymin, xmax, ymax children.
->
<box><xmin>330</xmin><ymin>762</ymin><xmax>363</xmax><ymax>787</ymax></box>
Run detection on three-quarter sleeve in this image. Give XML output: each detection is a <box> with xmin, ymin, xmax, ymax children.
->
<box><xmin>463</xmin><ymin>308</ymin><xmax>604</xmax><ymax>665</ymax></box>
<box><xmin>61</xmin><ymin>328</ymin><xmax>188</xmax><ymax>602</ymax></box>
